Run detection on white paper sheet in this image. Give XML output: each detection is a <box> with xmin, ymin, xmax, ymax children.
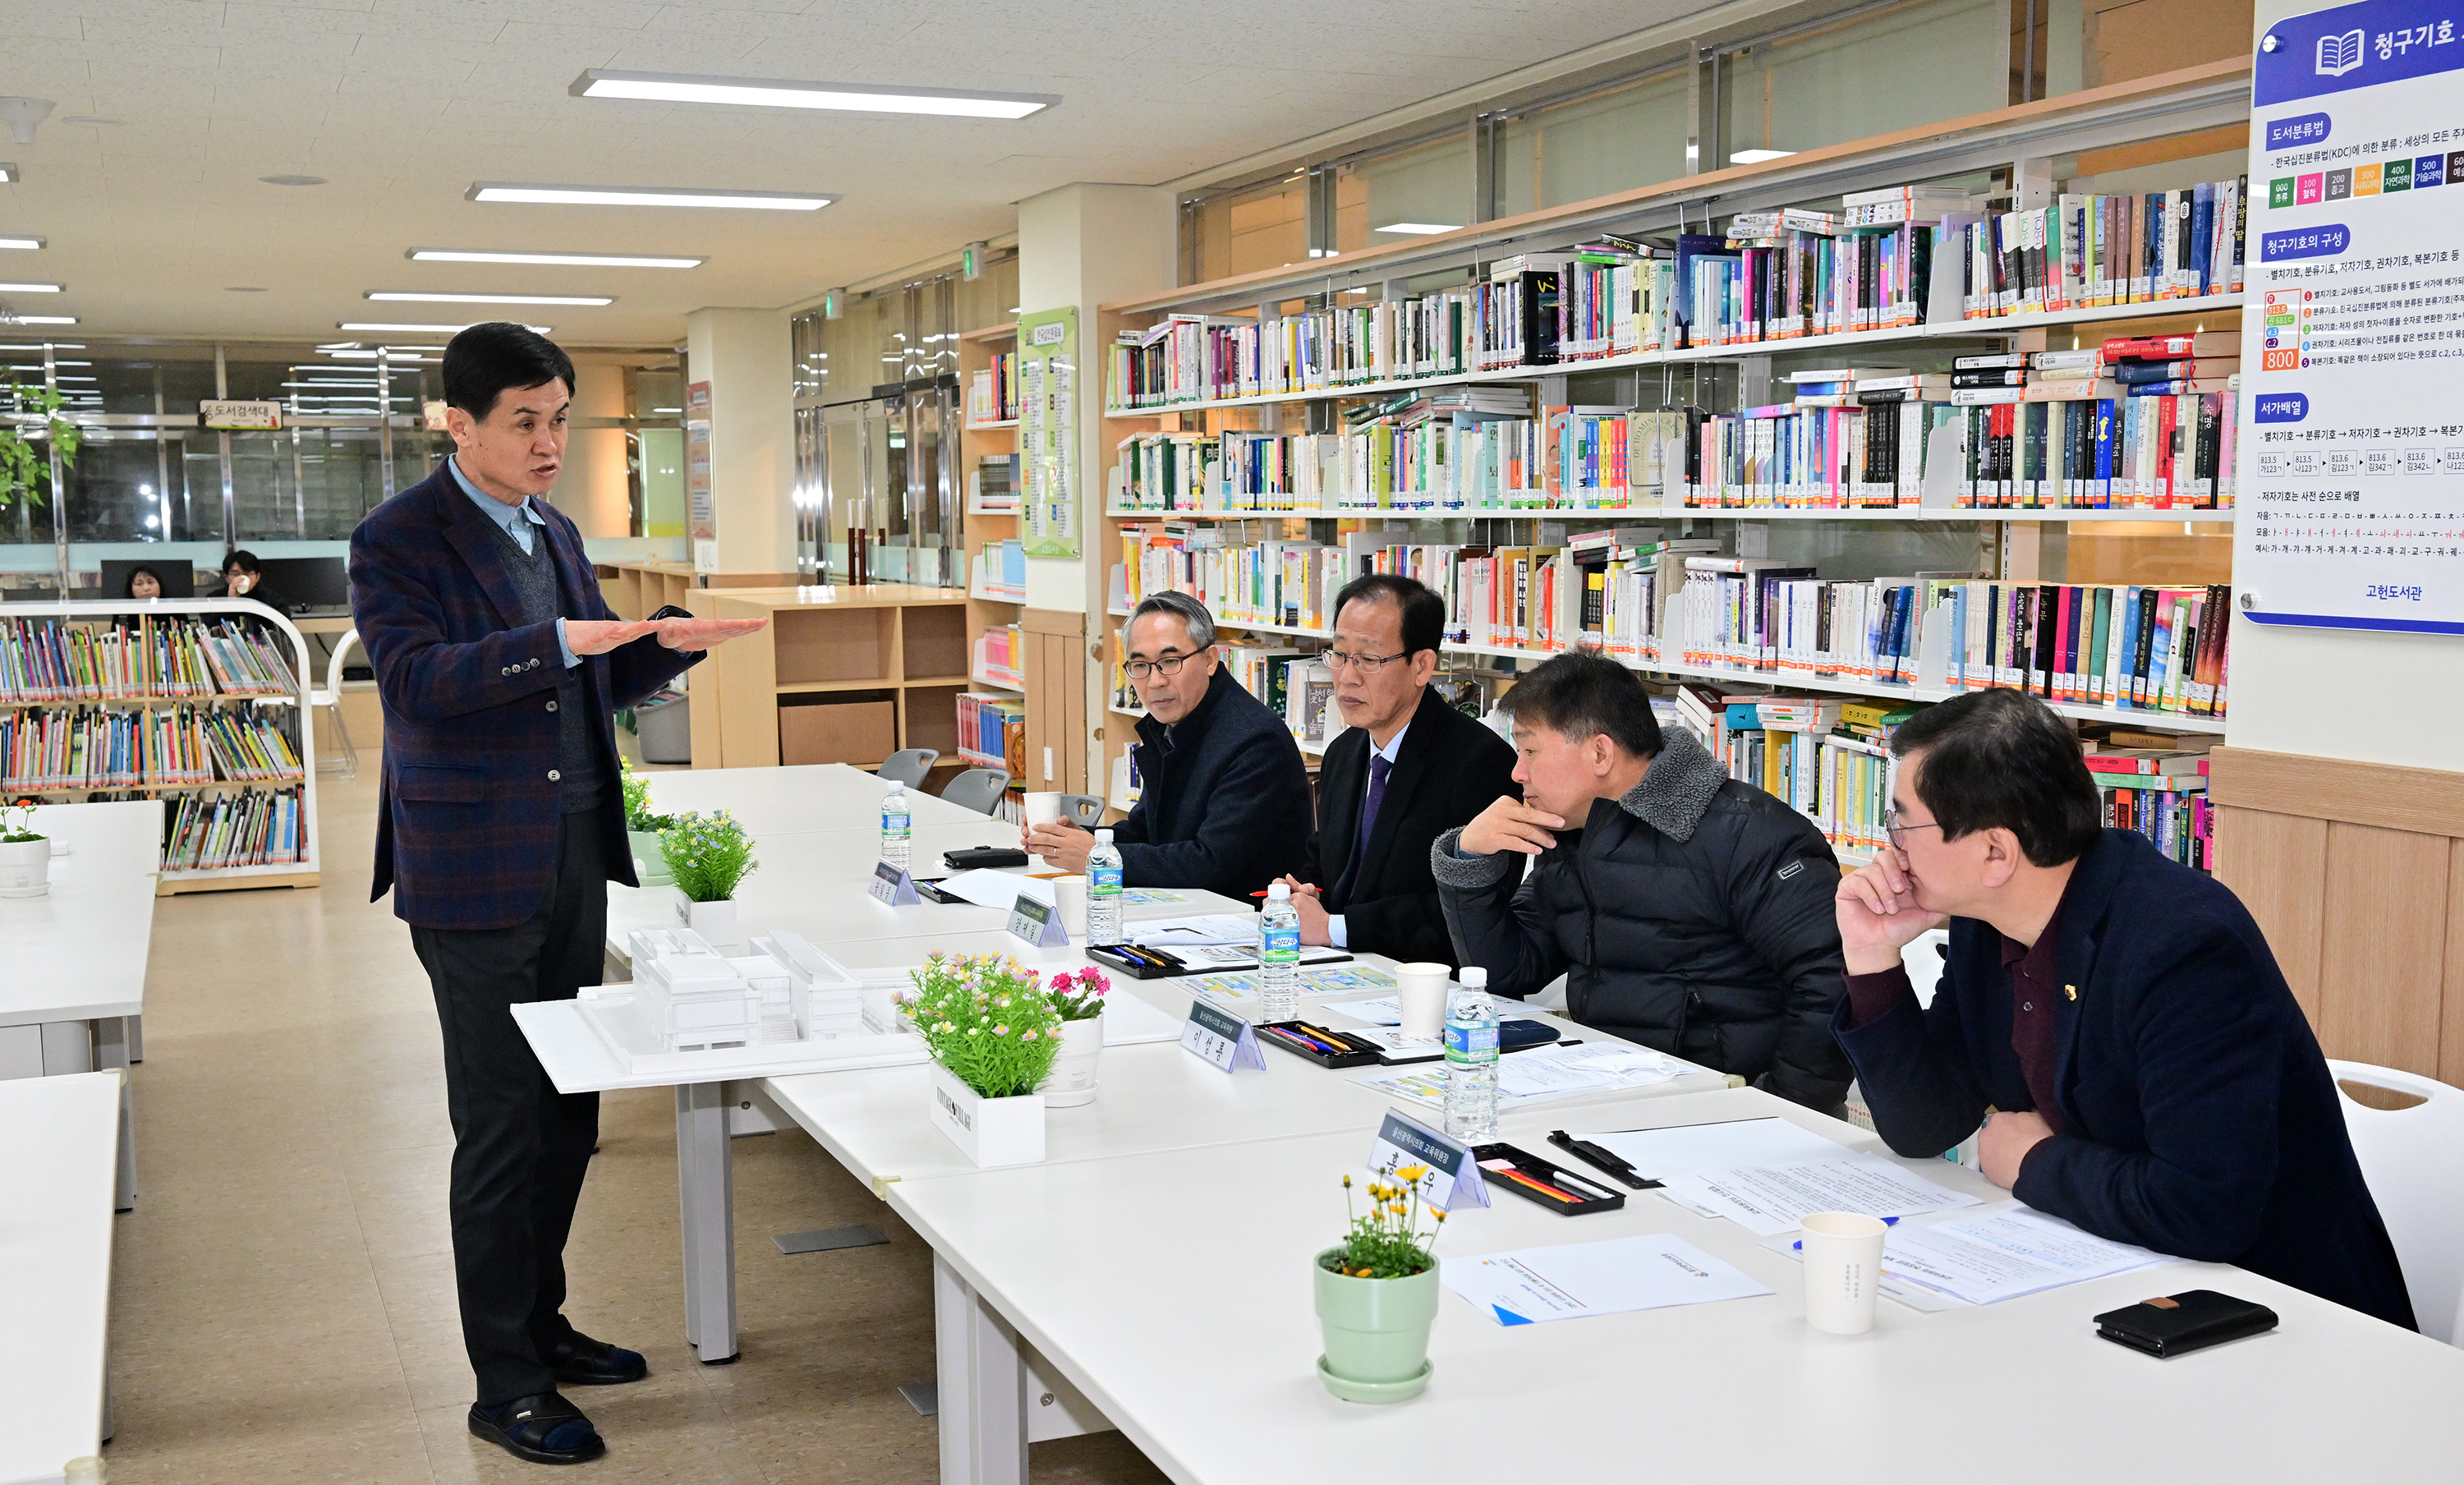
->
<box><xmin>937</xmin><ymin>867</ymin><xmax>1044</xmax><ymax>909</ymax></box>
<box><xmin>1656</xmin><ymin>1154</ymin><xmax>1982</xmax><ymax>1236</ymax></box>
<box><xmin>1321</xmin><ymin>995</ymin><xmax>1404</xmax><ymax>1026</ymax></box>
<box><xmin>1350</xmin><ymin>1041</ymin><xmax>1684</xmax><ymax>1107</ymax></box>
<box><xmin>1878</xmin><ymin>1207</ymin><xmax>2166</xmax><ymax>1306</ymax></box>
<box><xmin>1441</xmin><ymin>1234</ymin><xmax>1772</xmax><ymax>1326</ymax></box>
<box><xmin>1586</xmin><ymin>1117</ymin><xmax>1854</xmax><ymax>1182</ymax></box>
<box><xmin>1127</xmin><ymin>913</ymin><xmax>1259</xmax><ymax>947</ymax></box>
<box><xmin>1096</xmin><ymin>992</ymin><xmax>1186</xmax><ymax>1046</ymax></box>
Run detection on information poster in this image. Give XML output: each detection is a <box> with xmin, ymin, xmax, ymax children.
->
<box><xmin>2239</xmin><ymin>0</ymin><xmax>2464</xmax><ymax>633</ymax></box>
<box><xmin>685</xmin><ymin>379</ymin><xmax>717</xmax><ymax>573</ymax></box>
<box><xmin>1018</xmin><ymin>307</ymin><xmax>1079</xmax><ymax>559</ymax></box>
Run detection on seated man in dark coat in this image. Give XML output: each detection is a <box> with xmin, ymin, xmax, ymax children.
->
<box><xmin>1834</xmin><ymin>687</ymin><xmax>2414</xmax><ymax>1328</ymax></box>
<box><xmin>1431</xmin><ymin>651</ymin><xmax>1852</xmax><ymax>1111</ymax></box>
<box><xmin>1026</xmin><ymin>590</ymin><xmax>1309</xmax><ymax>899</ymax></box>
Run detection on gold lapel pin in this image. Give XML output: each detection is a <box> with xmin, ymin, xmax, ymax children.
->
<box><xmin>2064</xmin><ymin>984</ymin><xmax>2078</xmax><ymax>1001</ymax></box>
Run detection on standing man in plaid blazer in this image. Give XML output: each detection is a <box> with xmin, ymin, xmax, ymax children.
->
<box><xmin>350</xmin><ymin>323</ymin><xmax>765</xmax><ymax>1466</ymax></box>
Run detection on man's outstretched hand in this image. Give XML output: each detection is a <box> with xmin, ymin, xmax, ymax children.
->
<box><xmin>653</xmin><ymin>615</ymin><xmax>768</xmax><ymax>651</ymax></box>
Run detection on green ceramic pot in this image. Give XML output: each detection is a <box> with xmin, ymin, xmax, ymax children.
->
<box><xmin>628</xmin><ymin>829</ymin><xmax>673</xmax><ymax>885</ymax></box>
<box><xmin>1312</xmin><ymin>1248</ymin><xmax>1437</xmax><ymax>1402</ymax></box>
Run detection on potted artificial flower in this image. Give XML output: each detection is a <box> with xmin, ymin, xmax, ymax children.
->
<box><xmin>0</xmin><ymin>804</ymin><xmax>49</xmax><ymax>899</ymax></box>
<box><xmin>1314</xmin><ymin>1158</ymin><xmax>1445</xmax><ymax>1403</ymax></box>
<box><xmin>662</xmin><ymin>808</ymin><xmax>756</xmax><ymax>948</ymax></box>
<box><xmin>1039</xmin><ymin>968</ymin><xmax>1110</xmax><ymax>1108</ymax></box>
<box><xmin>899</xmin><ymin>952</ymin><xmax>1060</xmax><ymax>1167</ymax></box>
<box><xmin>620</xmin><ymin>757</ymin><xmax>676</xmax><ymax>886</ymax></box>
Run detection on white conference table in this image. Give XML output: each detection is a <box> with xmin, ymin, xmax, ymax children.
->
<box><xmin>890</xmin><ymin>1084</ymin><xmax>2464</xmax><ymax>1484</ymax></box>
<box><xmin>1</xmin><ymin>799</ymin><xmax>159</xmax><ymax>1211</ymax></box>
<box><xmin>631</xmin><ymin>761</ymin><xmax>996</xmax><ymax>834</ymax></box>
<box><xmin>0</xmin><ymin>1072</ymin><xmax>123</xmax><ymax>1485</ymax></box>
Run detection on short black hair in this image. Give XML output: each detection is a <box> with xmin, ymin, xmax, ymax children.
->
<box><xmin>223</xmin><ymin>549</ymin><xmax>262</xmax><ymax>574</ymax></box>
<box><xmin>1889</xmin><ymin>689</ymin><xmax>2102</xmax><ymax>867</ymax></box>
<box><xmin>1332</xmin><ymin>572</ymin><xmax>1443</xmax><ymax>658</ymax></box>
<box><xmin>124</xmin><ymin>564</ymin><xmax>165</xmax><ymax>596</ymax></box>
<box><xmin>1497</xmin><ymin>651</ymin><xmax>1662</xmax><ymax>758</ymax></box>
<box><xmin>443</xmin><ymin>322</ymin><xmax>577</xmax><ymax>421</ymax></box>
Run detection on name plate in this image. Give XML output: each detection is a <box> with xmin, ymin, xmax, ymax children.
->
<box><xmin>1181</xmin><ymin>999</ymin><xmax>1266</xmax><ymax>1073</ymax></box>
<box><xmin>1007</xmin><ymin>892</ymin><xmax>1070</xmax><ymax>949</ymax></box>
<box><xmin>869</xmin><ymin>860</ymin><xmax>922</xmax><ymax>906</ymax></box>
<box><xmin>1369</xmin><ymin>1110</ymin><xmax>1490</xmax><ymax>1211</ymax></box>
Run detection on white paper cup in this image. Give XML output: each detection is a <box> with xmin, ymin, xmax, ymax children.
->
<box><xmin>1395</xmin><ymin>963</ymin><xmax>1450</xmax><ymax>1042</ymax></box>
<box><xmin>1024</xmin><ymin>792</ymin><xmax>1064</xmax><ymax>829</ymax></box>
<box><xmin>1800</xmin><ymin>1211</ymin><xmax>1888</xmax><ymax>1335</ymax></box>
<box><xmin>1051</xmin><ymin>875</ymin><xmax>1088</xmax><ymax>937</ymax></box>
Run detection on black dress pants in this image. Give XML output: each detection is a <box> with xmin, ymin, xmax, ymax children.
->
<box><xmin>409</xmin><ymin>806</ymin><xmax>608</xmax><ymax>1405</ymax></box>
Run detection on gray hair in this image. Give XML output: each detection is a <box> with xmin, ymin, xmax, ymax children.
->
<box><xmin>1128</xmin><ymin>590</ymin><xmax>1216</xmax><ymax>651</ymax></box>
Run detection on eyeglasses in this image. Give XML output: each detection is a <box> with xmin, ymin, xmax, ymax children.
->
<box><xmin>1123</xmin><ymin>653</ymin><xmax>1192</xmax><ymax>680</ymax></box>
<box><xmin>1324</xmin><ymin>649</ymin><xmax>1407</xmax><ymax>674</ymax></box>
<box><xmin>1882</xmin><ymin>806</ymin><xmax>1943</xmax><ymax>851</ymax></box>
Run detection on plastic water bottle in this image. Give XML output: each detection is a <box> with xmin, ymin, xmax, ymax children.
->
<box><xmin>1445</xmin><ymin>968</ymin><xmax>1500</xmax><ymax>1141</ymax></box>
<box><xmin>1259</xmin><ymin>881</ymin><xmax>1302</xmax><ymax>1023</ymax></box>
<box><xmin>1086</xmin><ymin>828</ymin><xmax>1124</xmax><ymax>944</ymax></box>
<box><xmin>880</xmin><ymin>782</ymin><xmax>911</xmax><ymax>871</ymax></box>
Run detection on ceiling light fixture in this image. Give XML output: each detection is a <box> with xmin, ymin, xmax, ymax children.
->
<box><xmin>260</xmin><ymin>174</ymin><xmax>326</xmax><ymax>186</ymax></box>
<box><xmin>226</xmin><ymin>286</ymin><xmax>268</xmax><ymax>293</ymax></box>
<box><xmin>571</xmin><ymin>68</ymin><xmax>1055</xmax><ymax>120</ymax></box>
<box><xmin>0</xmin><ymin>165</ymin><xmax>16</xmax><ymax>183</ymax></box>
<box><xmin>339</xmin><ymin>321</ymin><xmax>552</xmax><ymax>333</ymax></box>
<box><xmin>470</xmin><ymin>182</ymin><xmax>833</xmax><ymax>211</ymax></box>
<box><xmin>61</xmin><ymin>116</ymin><xmax>122</xmax><ymax>128</ymax></box>
<box><xmin>0</xmin><ymin>282</ymin><xmax>59</xmax><ymax>292</ymax></box>
<box><xmin>2</xmin><ymin>316</ymin><xmax>76</xmax><ymax>325</ymax></box>
<box><xmin>1728</xmin><ymin>148</ymin><xmax>1795</xmax><ymax>163</ymax></box>
<box><xmin>409</xmin><ymin>248</ymin><xmax>704</xmax><ymax>269</ymax></box>
<box><xmin>1372</xmin><ymin>223</ymin><xmax>1460</xmax><ymax>235</ymax></box>
<box><xmin>0</xmin><ymin>237</ymin><xmax>41</xmax><ymax>251</ymax></box>
<box><xmin>366</xmin><ymin>291</ymin><xmax>613</xmax><ymax>306</ymax></box>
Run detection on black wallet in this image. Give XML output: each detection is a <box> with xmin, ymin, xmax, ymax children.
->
<box><xmin>943</xmin><ymin>847</ymin><xmax>1029</xmax><ymax>870</ymax></box>
<box><xmin>2094</xmin><ymin>1290</ymin><xmax>2278</xmax><ymax>1358</ymax></box>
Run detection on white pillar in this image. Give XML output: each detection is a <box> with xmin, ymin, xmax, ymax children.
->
<box><xmin>683</xmin><ymin>307</ymin><xmax>798</xmax><ymax>578</ymax></box>
<box><xmin>554</xmin><ymin>357</ymin><xmax>633</xmax><ymax>539</ymax></box>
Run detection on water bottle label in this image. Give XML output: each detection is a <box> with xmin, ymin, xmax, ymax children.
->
<box><xmin>1090</xmin><ymin>864</ymin><xmax>1123</xmax><ymax>896</ymax></box>
<box><xmin>1444</xmin><ymin>1023</ymin><xmax>1499</xmax><ymax>1060</ymax></box>
<box><xmin>1262</xmin><ymin>924</ymin><xmax>1301</xmax><ymax>963</ymax></box>
<box><xmin>882</xmin><ymin>810</ymin><xmax>908</xmax><ymax>838</ymax></box>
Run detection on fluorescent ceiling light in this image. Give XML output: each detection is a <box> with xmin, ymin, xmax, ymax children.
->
<box><xmin>572</xmin><ymin>68</ymin><xmax>1055</xmax><ymax>120</ymax></box>
<box><xmin>0</xmin><ymin>237</ymin><xmax>40</xmax><ymax>251</ymax></box>
<box><xmin>367</xmin><ymin>292</ymin><xmax>613</xmax><ymax>306</ymax></box>
<box><xmin>1729</xmin><ymin>149</ymin><xmax>1795</xmax><ymax>163</ymax></box>
<box><xmin>0</xmin><ymin>283</ymin><xmax>62</xmax><ymax>292</ymax></box>
<box><xmin>339</xmin><ymin>321</ymin><xmax>552</xmax><ymax>333</ymax></box>
<box><xmin>1373</xmin><ymin>223</ymin><xmax>1460</xmax><ymax>235</ymax></box>
<box><xmin>0</xmin><ymin>165</ymin><xmax>15</xmax><ymax>183</ymax></box>
<box><xmin>3</xmin><ymin>315</ymin><xmax>76</xmax><ymax>325</ymax></box>
<box><xmin>411</xmin><ymin>248</ymin><xmax>703</xmax><ymax>269</ymax></box>
<box><xmin>470</xmin><ymin>182</ymin><xmax>832</xmax><ymax>211</ymax></box>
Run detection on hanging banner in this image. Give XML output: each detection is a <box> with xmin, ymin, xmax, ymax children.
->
<box><xmin>2237</xmin><ymin>0</ymin><xmax>2464</xmax><ymax>634</ymax></box>
<box><xmin>685</xmin><ymin>380</ymin><xmax>717</xmax><ymax>573</ymax></box>
<box><xmin>1018</xmin><ymin>307</ymin><xmax>1079</xmax><ymax>559</ymax></box>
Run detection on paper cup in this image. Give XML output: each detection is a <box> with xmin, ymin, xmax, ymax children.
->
<box><xmin>1800</xmin><ymin>1211</ymin><xmax>1887</xmax><ymax>1335</ymax></box>
<box><xmin>1051</xmin><ymin>875</ymin><xmax>1088</xmax><ymax>937</ymax></box>
<box><xmin>1025</xmin><ymin>793</ymin><xmax>1065</xmax><ymax>863</ymax></box>
<box><xmin>1395</xmin><ymin>963</ymin><xmax>1450</xmax><ymax>1042</ymax></box>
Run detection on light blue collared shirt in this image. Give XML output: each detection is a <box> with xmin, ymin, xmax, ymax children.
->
<box><xmin>448</xmin><ymin>456</ymin><xmax>577</xmax><ymax>669</ymax></box>
<box><xmin>1327</xmin><ymin>721</ymin><xmax>1409</xmax><ymax>950</ymax></box>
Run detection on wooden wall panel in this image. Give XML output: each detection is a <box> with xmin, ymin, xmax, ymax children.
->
<box><xmin>2214</xmin><ymin>805</ymin><xmax>2328</xmax><ymax>1031</ymax></box>
<box><xmin>2443</xmin><ymin>839</ymin><xmax>2464</xmax><ymax>1087</ymax></box>
<box><xmin>1022</xmin><ymin>607</ymin><xmax>1087</xmax><ymax>793</ymax></box>
<box><xmin>2210</xmin><ymin>746</ymin><xmax>2464</xmax><ymax>837</ymax></box>
<box><xmin>2316</xmin><ymin>821</ymin><xmax>2449</xmax><ymax>1076</ymax></box>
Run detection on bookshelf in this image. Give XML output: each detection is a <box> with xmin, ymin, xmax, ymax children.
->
<box><xmin>958</xmin><ymin>322</ymin><xmax>1029</xmax><ymax>783</ymax></box>
<box><xmin>1093</xmin><ymin>57</ymin><xmax>2255</xmax><ymax>869</ymax></box>
<box><xmin>0</xmin><ymin>598</ymin><xmax>321</xmax><ymax>895</ymax></box>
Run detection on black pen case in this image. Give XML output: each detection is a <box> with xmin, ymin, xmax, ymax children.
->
<box><xmin>1470</xmin><ymin>1142</ymin><xmax>1627</xmax><ymax>1215</ymax></box>
<box><xmin>1256</xmin><ymin>1021</ymin><xmax>1384</xmax><ymax>1069</ymax></box>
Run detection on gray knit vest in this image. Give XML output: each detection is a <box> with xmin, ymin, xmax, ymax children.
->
<box><xmin>487</xmin><ymin>517</ymin><xmax>605</xmax><ymax>813</ymax></box>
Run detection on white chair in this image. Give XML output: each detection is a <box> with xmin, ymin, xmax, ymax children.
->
<box><xmin>2328</xmin><ymin>1060</ymin><xmax>2464</xmax><ymax>1345</ymax></box>
<box><xmin>311</xmin><ymin>629</ymin><xmax>362</xmax><ymax>779</ymax></box>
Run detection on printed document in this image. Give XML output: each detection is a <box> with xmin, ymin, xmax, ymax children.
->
<box><xmin>1879</xmin><ymin>1207</ymin><xmax>2165</xmax><ymax>1305</ymax></box>
<box><xmin>1442</xmin><ymin>1234</ymin><xmax>1772</xmax><ymax>1325</ymax></box>
<box><xmin>1586</xmin><ymin>1117</ymin><xmax>1853</xmax><ymax>1181</ymax></box>
<box><xmin>1657</xmin><ymin>1154</ymin><xmax>1982</xmax><ymax>1236</ymax></box>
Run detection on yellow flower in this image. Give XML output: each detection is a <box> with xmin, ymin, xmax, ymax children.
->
<box><xmin>1395</xmin><ymin>1164</ymin><xmax>1427</xmax><ymax>1184</ymax></box>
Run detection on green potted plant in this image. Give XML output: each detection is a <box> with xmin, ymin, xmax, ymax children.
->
<box><xmin>899</xmin><ymin>952</ymin><xmax>1061</xmax><ymax>1166</ymax></box>
<box><xmin>660</xmin><ymin>808</ymin><xmax>756</xmax><ymax>948</ymax></box>
<box><xmin>1314</xmin><ymin>1158</ymin><xmax>1445</xmax><ymax>1403</ymax></box>
<box><xmin>1039</xmin><ymin>968</ymin><xmax>1110</xmax><ymax>1107</ymax></box>
<box><xmin>0</xmin><ymin>382</ymin><xmax>80</xmax><ymax>516</ymax></box>
<box><xmin>620</xmin><ymin>757</ymin><xmax>676</xmax><ymax>886</ymax></box>
<box><xmin>0</xmin><ymin>803</ymin><xmax>49</xmax><ymax>899</ymax></box>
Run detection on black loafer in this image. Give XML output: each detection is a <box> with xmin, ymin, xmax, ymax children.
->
<box><xmin>544</xmin><ymin>1331</ymin><xmax>649</xmax><ymax>1386</ymax></box>
<box><xmin>467</xmin><ymin>1391</ymin><xmax>605</xmax><ymax>1464</ymax></box>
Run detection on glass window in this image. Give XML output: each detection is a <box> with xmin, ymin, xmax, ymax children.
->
<box><xmin>1339</xmin><ymin>134</ymin><xmax>1473</xmax><ymax>251</ymax></box>
<box><xmin>1187</xmin><ymin>176</ymin><xmax>1309</xmax><ymax>283</ymax></box>
<box><xmin>1723</xmin><ymin>0</ymin><xmax>2006</xmax><ymax>163</ymax></box>
<box><xmin>1497</xmin><ymin>69</ymin><xmax>1692</xmax><ymax>216</ymax></box>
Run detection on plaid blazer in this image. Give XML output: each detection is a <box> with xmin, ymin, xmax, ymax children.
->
<box><xmin>349</xmin><ymin>466</ymin><xmax>696</xmax><ymax>929</ymax></box>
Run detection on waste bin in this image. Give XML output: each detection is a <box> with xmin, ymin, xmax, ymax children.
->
<box><xmin>634</xmin><ymin>689</ymin><xmax>692</xmax><ymax>765</ymax></box>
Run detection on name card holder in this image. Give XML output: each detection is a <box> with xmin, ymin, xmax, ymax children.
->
<box><xmin>870</xmin><ymin>861</ymin><xmax>922</xmax><ymax>906</ymax></box>
<box><xmin>1007</xmin><ymin>892</ymin><xmax>1071</xmax><ymax>949</ymax></box>
<box><xmin>1369</xmin><ymin>1110</ymin><xmax>1491</xmax><ymax>1211</ymax></box>
<box><xmin>1182</xmin><ymin>999</ymin><xmax>1266</xmax><ymax>1073</ymax></box>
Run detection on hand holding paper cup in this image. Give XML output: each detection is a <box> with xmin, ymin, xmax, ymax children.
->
<box><xmin>1395</xmin><ymin>963</ymin><xmax>1450</xmax><ymax>1042</ymax></box>
<box><xmin>1025</xmin><ymin>792</ymin><xmax>1065</xmax><ymax>863</ymax></box>
<box><xmin>1800</xmin><ymin>1210</ymin><xmax>1888</xmax><ymax>1335</ymax></box>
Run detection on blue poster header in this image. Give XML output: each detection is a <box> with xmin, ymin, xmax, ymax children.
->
<box><xmin>2259</xmin><ymin>0</ymin><xmax>2464</xmax><ymax>105</ymax></box>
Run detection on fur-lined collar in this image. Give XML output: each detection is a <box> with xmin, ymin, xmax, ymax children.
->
<box><xmin>1617</xmin><ymin>727</ymin><xmax>1725</xmax><ymax>843</ymax></box>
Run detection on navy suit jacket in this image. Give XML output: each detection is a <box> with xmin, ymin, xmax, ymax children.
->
<box><xmin>349</xmin><ymin>466</ymin><xmax>696</xmax><ymax>930</ymax></box>
<box><xmin>1837</xmin><ymin>828</ymin><xmax>2415</xmax><ymax>1328</ymax></box>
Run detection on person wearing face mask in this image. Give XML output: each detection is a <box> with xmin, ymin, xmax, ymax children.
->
<box><xmin>1431</xmin><ymin>649</ymin><xmax>1852</xmax><ymax>1112</ymax></box>
<box><xmin>1271</xmin><ymin>573</ymin><xmax>1514</xmax><ymax>965</ymax></box>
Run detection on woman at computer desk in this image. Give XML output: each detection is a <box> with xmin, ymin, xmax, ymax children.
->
<box><xmin>219</xmin><ymin>550</ymin><xmax>292</xmax><ymax>614</ymax></box>
<box><xmin>124</xmin><ymin>564</ymin><xmax>168</xmax><ymax>600</ymax></box>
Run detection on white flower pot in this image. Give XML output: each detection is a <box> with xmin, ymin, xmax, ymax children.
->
<box><xmin>926</xmin><ymin>1060</ymin><xmax>1046</xmax><ymax>1167</ymax></box>
<box><xmin>674</xmin><ymin>892</ymin><xmax>739</xmax><ymax>949</ymax></box>
<box><xmin>0</xmin><ymin>835</ymin><xmax>50</xmax><ymax>899</ymax></box>
<box><xmin>1041</xmin><ymin>1016</ymin><xmax>1104</xmax><ymax>1108</ymax></box>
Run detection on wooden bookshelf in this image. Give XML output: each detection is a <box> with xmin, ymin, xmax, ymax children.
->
<box><xmin>957</xmin><ymin>323</ymin><xmax>1030</xmax><ymax>779</ymax></box>
<box><xmin>696</xmin><ymin>585</ymin><xmax>976</xmax><ymax>772</ymax></box>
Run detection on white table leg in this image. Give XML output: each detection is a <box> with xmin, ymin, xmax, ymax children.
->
<box><xmin>94</xmin><ymin>1019</ymin><xmax>135</xmax><ymax>1213</ymax></box>
<box><xmin>126</xmin><ymin>1014</ymin><xmax>143</xmax><ymax>1064</ymax></box>
<box><xmin>934</xmin><ymin>1252</ymin><xmax>1028</xmax><ymax>1485</ymax></box>
<box><xmin>673</xmin><ymin>1082</ymin><xmax>738</xmax><ymax>1363</ymax></box>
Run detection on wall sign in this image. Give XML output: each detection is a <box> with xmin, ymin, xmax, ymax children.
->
<box><xmin>686</xmin><ymin>379</ymin><xmax>717</xmax><ymax>573</ymax></box>
<box><xmin>2238</xmin><ymin>0</ymin><xmax>2464</xmax><ymax>633</ymax></box>
<box><xmin>200</xmin><ymin>400</ymin><xmax>282</xmax><ymax>430</ymax></box>
<box><xmin>1018</xmin><ymin>307</ymin><xmax>1079</xmax><ymax>559</ymax></box>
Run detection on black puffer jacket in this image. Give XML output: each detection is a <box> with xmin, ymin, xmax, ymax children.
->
<box><xmin>1431</xmin><ymin>728</ymin><xmax>1853</xmax><ymax>1110</ymax></box>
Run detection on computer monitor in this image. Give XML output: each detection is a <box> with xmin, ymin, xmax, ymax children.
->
<box><xmin>99</xmin><ymin>559</ymin><xmax>198</xmax><ymax>600</ymax></box>
<box><xmin>253</xmin><ymin>556</ymin><xmax>351</xmax><ymax>611</ymax></box>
